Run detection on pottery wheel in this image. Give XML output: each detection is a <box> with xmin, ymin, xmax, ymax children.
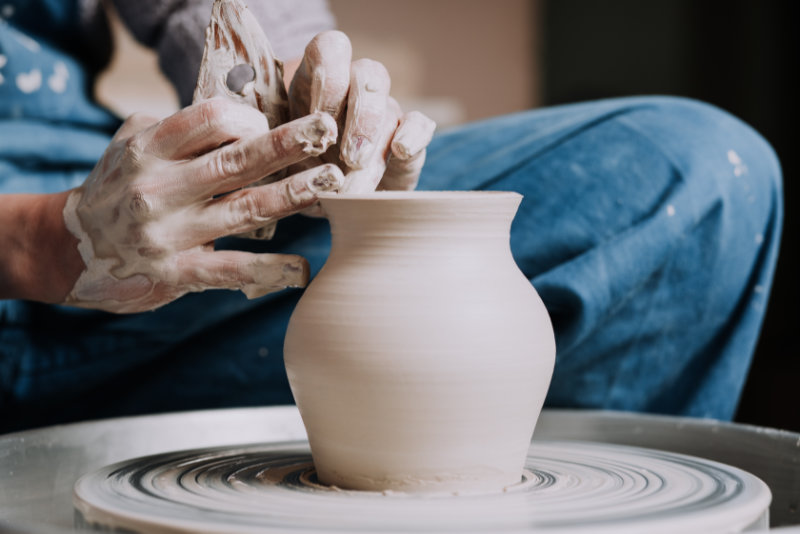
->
<box><xmin>73</xmin><ymin>440</ymin><xmax>771</xmax><ymax>534</ymax></box>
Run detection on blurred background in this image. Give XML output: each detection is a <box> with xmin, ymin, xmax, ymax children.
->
<box><xmin>96</xmin><ymin>0</ymin><xmax>798</xmax><ymax>431</ymax></box>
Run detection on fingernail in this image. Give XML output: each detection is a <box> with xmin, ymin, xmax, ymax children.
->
<box><xmin>287</xmin><ymin>164</ymin><xmax>344</xmax><ymax>205</ymax></box>
<box><xmin>391</xmin><ymin>111</ymin><xmax>436</xmax><ymax>160</ymax></box>
<box><xmin>391</xmin><ymin>140</ymin><xmax>413</xmax><ymax>160</ymax></box>
<box><xmin>343</xmin><ymin>135</ymin><xmax>373</xmax><ymax>169</ymax></box>
<box><xmin>298</xmin><ymin>112</ymin><xmax>337</xmax><ymax>157</ymax></box>
<box><xmin>308</xmin><ymin>164</ymin><xmax>345</xmax><ymax>193</ymax></box>
<box><xmin>241</xmin><ymin>256</ymin><xmax>309</xmax><ymax>299</ymax></box>
<box><xmin>282</xmin><ymin>257</ymin><xmax>310</xmax><ymax>288</ymax></box>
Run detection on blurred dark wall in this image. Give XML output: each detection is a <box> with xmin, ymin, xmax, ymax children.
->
<box><xmin>541</xmin><ymin>0</ymin><xmax>798</xmax><ymax>431</ymax></box>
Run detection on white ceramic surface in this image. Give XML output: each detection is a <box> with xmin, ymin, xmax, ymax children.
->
<box><xmin>73</xmin><ymin>440</ymin><xmax>772</xmax><ymax>533</ymax></box>
<box><xmin>284</xmin><ymin>191</ymin><xmax>556</xmax><ymax>492</ymax></box>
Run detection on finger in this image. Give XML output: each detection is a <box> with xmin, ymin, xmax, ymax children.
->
<box><xmin>198</xmin><ymin>163</ymin><xmax>344</xmax><ymax>240</ymax></box>
<box><xmin>390</xmin><ymin>110</ymin><xmax>436</xmax><ymax>160</ymax></box>
<box><xmin>290</xmin><ymin>31</ymin><xmax>352</xmax><ymax>121</ymax></box>
<box><xmin>143</xmin><ymin>99</ymin><xmax>269</xmax><ymax>161</ymax></box>
<box><xmin>175</xmin><ymin>250</ymin><xmax>309</xmax><ymax>299</ymax></box>
<box><xmin>380</xmin><ymin>149</ymin><xmax>427</xmax><ymax>191</ymax></box>
<box><xmin>341</xmin><ymin>58</ymin><xmax>391</xmax><ymax>169</ymax></box>
<box><xmin>178</xmin><ymin>112</ymin><xmax>337</xmax><ymax>200</ymax></box>
<box><xmin>112</xmin><ymin>112</ymin><xmax>160</xmax><ymax>142</ymax></box>
<box><xmin>379</xmin><ymin>109</ymin><xmax>436</xmax><ymax>191</ymax></box>
<box><xmin>341</xmin><ymin>112</ymin><xmax>397</xmax><ymax>193</ymax></box>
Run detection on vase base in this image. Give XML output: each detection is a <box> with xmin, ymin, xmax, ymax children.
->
<box><xmin>312</xmin><ymin>465</ymin><xmax>538</xmax><ymax>496</ymax></box>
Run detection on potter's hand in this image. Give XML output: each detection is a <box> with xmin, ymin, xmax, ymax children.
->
<box><xmin>288</xmin><ymin>31</ymin><xmax>436</xmax><ymax>195</ymax></box>
<box><xmin>62</xmin><ymin>99</ymin><xmax>343</xmax><ymax>313</ymax></box>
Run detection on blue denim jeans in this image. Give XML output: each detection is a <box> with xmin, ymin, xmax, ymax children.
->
<box><xmin>0</xmin><ymin>96</ymin><xmax>782</xmax><ymax>432</ymax></box>
<box><xmin>0</xmin><ymin>19</ymin><xmax>783</xmax><ymax>432</ymax></box>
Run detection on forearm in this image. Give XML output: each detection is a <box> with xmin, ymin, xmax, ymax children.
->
<box><xmin>0</xmin><ymin>192</ymin><xmax>83</xmax><ymax>303</ymax></box>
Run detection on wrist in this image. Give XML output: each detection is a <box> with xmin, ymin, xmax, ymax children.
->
<box><xmin>0</xmin><ymin>191</ymin><xmax>85</xmax><ymax>303</ymax></box>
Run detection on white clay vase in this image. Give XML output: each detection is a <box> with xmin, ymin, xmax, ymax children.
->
<box><xmin>284</xmin><ymin>191</ymin><xmax>556</xmax><ymax>493</ymax></box>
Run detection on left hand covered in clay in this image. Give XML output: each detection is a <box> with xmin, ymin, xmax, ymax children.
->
<box><xmin>62</xmin><ymin>103</ymin><xmax>343</xmax><ymax>314</ymax></box>
<box><xmin>288</xmin><ymin>31</ymin><xmax>437</xmax><ymax>195</ymax></box>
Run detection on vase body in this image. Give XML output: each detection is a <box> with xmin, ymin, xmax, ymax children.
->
<box><xmin>284</xmin><ymin>191</ymin><xmax>555</xmax><ymax>493</ymax></box>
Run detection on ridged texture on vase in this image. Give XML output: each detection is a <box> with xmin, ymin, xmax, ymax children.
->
<box><xmin>284</xmin><ymin>191</ymin><xmax>556</xmax><ymax>493</ymax></box>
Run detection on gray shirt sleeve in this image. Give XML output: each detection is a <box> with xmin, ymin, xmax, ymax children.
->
<box><xmin>109</xmin><ymin>0</ymin><xmax>335</xmax><ymax>106</ymax></box>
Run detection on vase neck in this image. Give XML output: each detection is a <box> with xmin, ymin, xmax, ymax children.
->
<box><xmin>320</xmin><ymin>192</ymin><xmax>522</xmax><ymax>244</ymax></box>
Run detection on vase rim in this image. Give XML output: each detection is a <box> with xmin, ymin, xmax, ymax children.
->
<box><xmin>318</xmin><ymin>191</ymin><xmax>522</xmax><ymax>201</ymax></box>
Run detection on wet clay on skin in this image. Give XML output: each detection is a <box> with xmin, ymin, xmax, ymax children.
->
<box><xmin>61</xmin><ymin>0</ymin><xmax>343</xmax><ymax>313</ymax></box>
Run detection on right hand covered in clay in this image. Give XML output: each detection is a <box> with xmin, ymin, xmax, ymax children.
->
<box><xmin>288</xmin><ymin>31</ymin><xmax>437</xmax><ymax>195</ymax></box>
<box><xmin>62</xmin><ymin>99</ymin><xmax>343</xmax><ymax>313</ymax></box>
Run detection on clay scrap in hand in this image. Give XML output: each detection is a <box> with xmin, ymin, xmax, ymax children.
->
<box><xmin>193</xmin><ymin>0</ymin><xmax>288</xmax><ymax>128</ymax></box>
<box><xmin>194</xmin><ymin>0</ymin><xmax>290</xmax><ymax>240</ymax></box>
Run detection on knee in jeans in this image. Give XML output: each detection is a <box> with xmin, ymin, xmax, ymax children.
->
<box><xmin>622</xmin><ymin>96</ymin><xmax>781</xmax><ymax>220</ymax></box>
<box><xmin>639</xmin><ymin>96</ymin><xmax>778</xmax><ymax>177</ymax></box>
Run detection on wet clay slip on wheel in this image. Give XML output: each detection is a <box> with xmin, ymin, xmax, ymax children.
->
<box><xmin>72</xmin><ymin>440</ymin><xmax>772</xmax><ymax>533</ymax></box>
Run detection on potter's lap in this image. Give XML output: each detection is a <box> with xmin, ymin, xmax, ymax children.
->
<box><xmin>0</xmin><ymin>96</ymin><xmax>782</xmax><ymax>429</ymax></box>
<box><xmin>419</xmin><ymin>95</ymin><xmax>781</xmax><ymax>420</ymax></box>
<box><xmin>419</xmin><ymin>95</ymin><xmax>781</xmax><ymax>314</ymax></box>
<box><xmin>0</xmin><ymin>289</ymin><xmax>299</xmax><ymax>431</ymax></box>
<box><xmin>420</xmin><ymin>95</ymin><xmax>781</xmax><ymax>338</ymax></box>
<box><xmin>0</xmin><ymin>218</ymin><xmax>325</xmax><ymax>431</ymax></box>
<box><xmin>420</xmin><ymin>95</ymin><xmax>780</xmax><ymax>200</ymax></box>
